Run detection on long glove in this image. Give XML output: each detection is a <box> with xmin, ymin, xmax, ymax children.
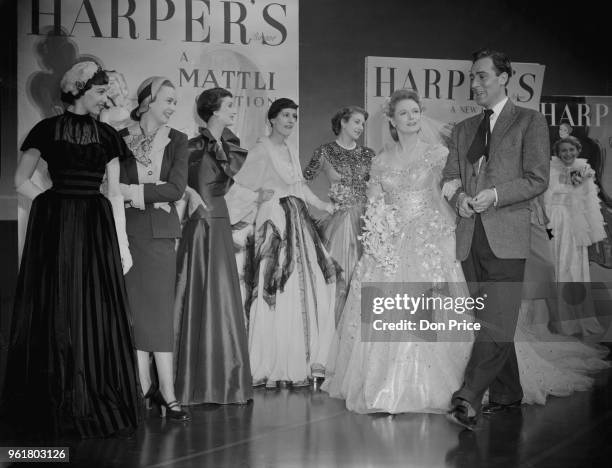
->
<box><xmin>16</xmin><ymin>178</ymin><xmax>44</xmax><ymax>200</ymax></box>
<box><xmin>107</xmin><ymin>194</ymin><xmax>133</xmax><ymax>274</ymax></box>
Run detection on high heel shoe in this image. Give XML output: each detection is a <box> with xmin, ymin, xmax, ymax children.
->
<box><xmin>152</xmin><ymin>390</ymin><xmax>191</xmax><ymax>421</ymax></box>
<box><xmin>143</xmin><ymin>382</ymin><xmax>158</xmax><ymax>410</ymax></box>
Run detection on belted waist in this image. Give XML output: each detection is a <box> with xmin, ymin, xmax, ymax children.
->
<box><xmin>50</xmin><ymin>170</ymin><xmax>103</xmax><ymax>195</ymax></box>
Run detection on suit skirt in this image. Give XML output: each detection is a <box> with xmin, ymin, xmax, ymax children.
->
<box><xmin>125</xmin><ymin>235</ymin><xmax>177</xmax><ymax>352</ymax></box>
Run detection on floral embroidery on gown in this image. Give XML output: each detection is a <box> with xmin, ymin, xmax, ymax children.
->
<box><xmin>323</xmin><ymin>140</ymin><xmax>609</xmax><ymax>415</ymax></box>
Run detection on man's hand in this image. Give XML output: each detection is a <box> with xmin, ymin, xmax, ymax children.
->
<box><xmin>458</xmin><ymin>194</ymin><xmax>475</xmax><ymax>218</ymax></box>
<box><xmin>471</xmin><ymin>189</ymin><xmax>496</xmax><ymax>213</ymax></box>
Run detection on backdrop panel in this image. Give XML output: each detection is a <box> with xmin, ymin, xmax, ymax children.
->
<box><xmin>364</xmin><ymin>56</ymin><xmax>545</xmax><ymax>152</ymax></box>
<box><xmin>17</xmin><ymin>0</ymin><xmax>299</xmax><ymax>255</ymax></box>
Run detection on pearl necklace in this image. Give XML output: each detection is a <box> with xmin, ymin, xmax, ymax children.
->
<box><xmin>335</xmin><ymin>139</ymin><xmax>357</xmax><ymax>150</ymax></box>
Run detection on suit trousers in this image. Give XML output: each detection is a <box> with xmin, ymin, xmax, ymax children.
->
<box><xmin>453</xmin><ymin>215</ymin><xmax>526</xmax><ymax>411</ymax></box>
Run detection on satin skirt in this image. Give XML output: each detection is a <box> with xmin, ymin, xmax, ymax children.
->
<box><xmin>2</xmin><ymin>190</ymin><xmax>140</xmax><ymax>438</ymax></box>
<box><xmin>318</xmin><ymin>204</ymin><xmax>364</xmax><ymax>323</ymax></box>
<box><xmin>174</xmin><ymin>213</ymin><xmax>252</xmax><ymax>404</ymax></box>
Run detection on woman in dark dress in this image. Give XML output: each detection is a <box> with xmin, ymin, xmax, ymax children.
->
<box><xmin>173</xmin><ymin>87</ymin><xmax>253</xmax><ymax>404</ymax></box>
<box><xmin>119</xmin><ymin>77</ymin><xmax>189</xmax><ymax>420</ymax></box>
<box><xmin>2</xmin><ymin>62</ymin><xmax>139</xmax><ymax>438</ymax></box>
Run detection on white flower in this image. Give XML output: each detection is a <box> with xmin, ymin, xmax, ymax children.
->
<box><xmin>359</xmin><ymin>195</ymin><xmax>401</xmax><ymax>277</ymax></box>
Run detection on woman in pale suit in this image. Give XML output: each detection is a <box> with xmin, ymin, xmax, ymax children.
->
<box><xmin>119</xmin><ymin>76</ymin><xmax>190</xmax><ymax>420</ymax></box>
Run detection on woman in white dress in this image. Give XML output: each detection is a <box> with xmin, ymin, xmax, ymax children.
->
<box><xmin>544</xmin><ymin>136</ymin><xmax>607</xmax><ymax>336</ymax></box>
<box><xmin>323</xmin><ymin>89</ymin><xmax>608</xmax><ymax>415</ymax></box>
<box><xmin>234</xmin><ymin>98</ymin><xmax>340</xmax><ymax>388</ymax></box>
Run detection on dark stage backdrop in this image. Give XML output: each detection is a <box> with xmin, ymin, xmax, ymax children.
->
<box><xmin>1</xmin><ymin>0</ymin><xmax>611</xmax><ymax>385</ymax></box>
<box><xmin>298</xmin><ymin>0</ymin><xmax>612</xmax><ymax>195</ymax></box>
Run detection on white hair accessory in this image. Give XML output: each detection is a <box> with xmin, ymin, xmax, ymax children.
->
<box><xmin>60</xmin><ymin>61</ymin><xmax>102</xmax><ymax>96</ymax></box>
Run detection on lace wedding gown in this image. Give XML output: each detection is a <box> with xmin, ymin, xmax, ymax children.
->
<box><xmin>322</xmin><ymin>140</ymin><xmax>608</xmax><ymax>414</ymax></box>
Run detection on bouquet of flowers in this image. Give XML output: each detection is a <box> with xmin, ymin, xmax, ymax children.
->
<box><xmin>329</xmin><ymin>183</ymin><xmax>354</xmax><ymax>210</ymax></box>
<box><xmin>359</xmin><ymin>194</ymin><xmax>401</xmax><ymax>277</ymax></box>
<box><xmin>569</xmin><ymin>164</ymin><xmax>595</xmax><ymax>186</ymax></box>
<box><xmin>559</xmin><ymin>164</ymin><xmax>595</xmax><ymax>187</ymax></box>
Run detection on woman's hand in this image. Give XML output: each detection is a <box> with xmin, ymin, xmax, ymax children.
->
<box><xmin>441</xmin><ymin>179</ymin><xmax>462</xmax><ymax>200</ymax></box>
<box><xmin>324</xmin><ymin>202</ymin><xmax>335</xmax><ymax>215</ymax></box>
<box><xmin>184</xmin><ymin>186</ymin><xmax>208</xmax><ymax>215</ymax></box>
<box><xmin>120</xmin><ymin>245</ymin><xmax>133</xmax><ymax>274</ymax></box>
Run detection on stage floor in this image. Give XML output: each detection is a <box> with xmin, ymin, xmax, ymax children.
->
<box><xmin>1</xmin><ymin>369</ymin><xmax>611</xmax><ymax>468</ymax></box>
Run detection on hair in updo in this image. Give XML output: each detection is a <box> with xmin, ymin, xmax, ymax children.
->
<box><xmin>384</xmin><ymin>89</ymin><xmax>421</xmax><ymax>142</ymax></box>
<box><xmin>267</xmin><ymin>98</ymin><xmax>298</xmax><ymax>125</ymax></box>
<box><xmin>60</xmin><ymin>67</ymin><xmax>109</xmax><ymax>105</ymax></box>
<box><xmin>331</xmin><ymin>105</ymin><xmax>368</xmax><ymax>136</ymax></box>
<box><xmin>196</xmin><ymin>87</ymin><xmax>233</xmax><ymax>123</ymax></box>
<box><xmin>553</xmin><ymin>136</ymin><xmax>582</xmax><ymax>156</ymax></box>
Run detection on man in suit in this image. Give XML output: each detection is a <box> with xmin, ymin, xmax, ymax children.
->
<box><xmin>442</xmin><ymin>49</ymin><xmax>550</xmax><ymax>430</ymax></box>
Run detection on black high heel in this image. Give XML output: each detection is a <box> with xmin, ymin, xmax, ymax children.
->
<box><xmin>143</xmin><ymin>382</ymin><xmax>158</xmax><ymax>410</ymax></box>
<box><xmin>152</xmin><ymin>390</ymin><xmax>191</xmax><ymax>421</ymax></box>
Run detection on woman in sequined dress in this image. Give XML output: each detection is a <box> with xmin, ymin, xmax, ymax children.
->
<box><xmin>303</xmin><ymin>106</ymin><xmax>375</xmax><ymax>319</ymax></box>
<box><xmin>323</xmin><ymin>89</ymin><xmax>608</xmax><ymax>415</ymax></box>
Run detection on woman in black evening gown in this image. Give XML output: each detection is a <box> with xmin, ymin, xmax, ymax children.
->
<box><xmin>2</xmin><ymin>62</ymin><xmax>140</xmax><ymax>438</ymax></box>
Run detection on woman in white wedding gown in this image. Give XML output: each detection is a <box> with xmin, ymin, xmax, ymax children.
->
<box><xmin>322</xmin><ymin>89</ymin><xmax>608</xmax><ymax>414</ymax></box>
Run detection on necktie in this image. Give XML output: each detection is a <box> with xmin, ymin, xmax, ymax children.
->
<box><xmin>466</xmin><ymin>109</ymin><xmax>494</xmax><ymax>164</ymax></box>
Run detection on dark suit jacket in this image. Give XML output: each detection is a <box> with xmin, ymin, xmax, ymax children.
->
<box><xmin>442</xmin><ymin>100</ymin><xmax>550</xmax><ymax>260</ymax></box>
<box><xmin>119</xmin><ymin>126</ymin><xmax>188</xmax><ymax>239</ymax></box>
